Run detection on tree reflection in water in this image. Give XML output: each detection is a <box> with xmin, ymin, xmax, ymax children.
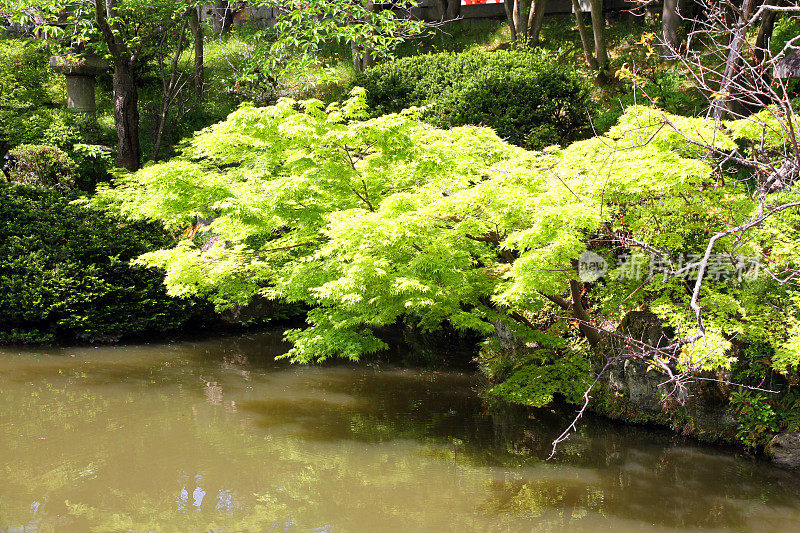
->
<box><xmin>1</xmin><ymin>332</ymin><xmax>799</xmax><ymax>532</ymax></box>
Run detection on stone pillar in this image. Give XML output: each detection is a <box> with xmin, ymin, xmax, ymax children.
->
<box><xmin>50</xmin><ymin>55</ymin><xmax>109</xmax><ymax>113</ymax></box>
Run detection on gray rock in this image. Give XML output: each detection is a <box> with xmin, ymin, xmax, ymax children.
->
<box><xmin>767</xmin><ymin>431</ymin><xmax>800</xmax><ymax>469</ymax></box>
<box><xmin>598</xmin><ymin>310</ymin><xmax>737</xmax><ymax>438</ymax></box>
<box><xmin>600</xmin><ymin>310</ymin><xmax>674</xmax><ymax>412</ymax></box>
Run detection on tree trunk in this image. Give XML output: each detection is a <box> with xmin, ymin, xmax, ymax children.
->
<box><xmin>589</xmin><ymin>0</ymin><xmax>608</xmax><ymax>69</ymax></box>
<box><xmin>513</xmin><ymin>0</ymin><xmax>529</xmax><ymax>47</ymax></box>
<box><xmin>446</xmin><ymin>0</ymin><xmax>460</xmax><ymax>19</ymax></box>
<box><xmin>754</xmin><ymin>2</ymin><xmax>780</xmax><ymax>99</ymax></box>
<box><xmin>712</xmin><ymin>0</ymin><xmax>756</xmax><ymax>121</ymax></box>
<box><xmin>352</xmin><ymin>0</ymin><xmax>376</xmax><ymax>72</ymax></box>
<box><xmin>437</xmin><ymin>0</ymin><xmax>460</xmax><ymax>20</ymax></box>
<box><xmin>571</xmin><ymin>0</ymin><xmax>598</xmax><ymax>70</ymax></box>
<box><xmin>213</xmin><ymin>1</ymin><xmax>233</xmax><ymax>35</ymax></box>
<box><xmin>569</xmin><ymin>279</ymin><xmax>601</xmax><ymax>348</ymax></box>
<box><xmin>352</xmin><ymin>45</ymin><xmax>375</xmax><ymax>72</ymax></box>
<box><xmin>112</xmin><ymin>60</ymin><xmax>141</xmax><ymax>172</ymax></box>
<box><xmin>661</xmin><ymin>0</ymin><xmax>680</xmax><ymax>58</ymax></box>
<box><xmin>152</xmin><ymin>19</ymin><xmax>189</xmax><ymax>163</ymax></box>
<box><xmin>504</xmin><ymin>0</ymin><xmax>518</xmax><ymax>45</ymax></box>
<box><xmin>528</xmin><ymin>0</ymin><xmax>547</xmax><ymax>45</ymax></box>
<box><xmin>755</xmin><ymin>4</ymin><xmax>779</xmax><ymax>67</ymax></box>
<box><xmin>189</xmin><ymin>6</ymin><xmax>204</xmax><ymax>102</ymax></box>
<box><xmin>95</xmin><ymin>0</ymin><xmax>142</xmax><ymax>171</ymax></box>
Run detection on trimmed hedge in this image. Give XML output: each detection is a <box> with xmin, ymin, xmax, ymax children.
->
<box><xmin>353</xmin><ymin>50</ymin><xmax>597</xmax><ymax>150</ymax></box>
<box><xmin>0</xmin><ymin>183</ymin><xmax>209</xmax><ymax>343</ymax></box>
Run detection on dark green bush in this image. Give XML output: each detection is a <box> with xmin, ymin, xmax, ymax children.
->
<box><xmin>1</xmin><ymin>109</ymin><xmax>115</xmax><ymax>191</ymax></box>
<box><xmin>0</xmin><ymin>183</ymin><xmax>209</xmax><ymax>343</ymax></box>
<box><xmin>8</xmin><ymin>144</ymin><xmax>77</xmax><ymax>191</ymax></box>
<box><xmin>5</xmin><ymin>106</ymin><xmax>112</xmax><ymax>148</ymax></box>
<box><xmin>353</xmin><ymin>50</ymin><xmax>597</xmax><ymax>150</ymax></box>
<box><xmin>71</xmin><ymin>142</ymin><xmax>115</xmax><ymax>191</ymax></box>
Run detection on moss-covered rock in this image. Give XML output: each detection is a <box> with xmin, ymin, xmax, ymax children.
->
<box><xmin>767</xmin><ymin>431</ymin><xmax>800</xmax><ymax>468</ymax></box>
<box><xmin>594</xmin><ymin>310</ymin><xmax>739</xmax><ymax>444</ymax></box>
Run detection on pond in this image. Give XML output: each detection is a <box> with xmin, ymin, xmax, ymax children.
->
<box><xmin>1</xmin><ymin>331</ymin><xmax>800</xmax><ymax>532</ymax></box>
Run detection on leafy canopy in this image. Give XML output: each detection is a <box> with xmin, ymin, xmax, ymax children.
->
<box><xmin>2</xmin><ymin>0</ymin><xmax>425</xmax><ymax>86</ymax></box>
<box><xmin>93</xmin><ymin>93</ymin><xmax>800</xmax><ymax>381</ymax></box>
<box><xmin>3</xmin><ymin>0</ymin><xmax>199</xmax><ymax>55</ymax></box>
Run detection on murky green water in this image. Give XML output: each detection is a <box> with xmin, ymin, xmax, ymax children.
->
<box><xmin>1</xmin><ymin>331</ymin><xmax>800</xmax><ymax>532</ymax></box>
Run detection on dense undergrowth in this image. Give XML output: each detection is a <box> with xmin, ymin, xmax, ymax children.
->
<box><xmin>354</xmin><ymin>49</ymin><xmax>596</xmax><ymax>150</ymax></box>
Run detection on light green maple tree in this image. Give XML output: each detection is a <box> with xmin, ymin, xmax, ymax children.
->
<box><xmin>91</xmin><ymin>90</ymin><xmax>800</xmax><ymax>407</ymax></box>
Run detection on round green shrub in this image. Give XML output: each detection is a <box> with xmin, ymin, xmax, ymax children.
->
<box><xmin>353</xmin><ymin>50</ymin><xmax>598</xmax><ymax>150</ymax></box>
<box><xmin>8</xmin><ymin>144</ymin><xmax>77</xmax><ymax>191</ymax></box>
<box><xmin>0</xmin><ymin>183</ymin><xmax>210</xmax><ymax>343</ymax></box>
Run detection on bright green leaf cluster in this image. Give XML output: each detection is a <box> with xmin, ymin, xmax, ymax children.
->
<box><xmin>93</xmin><ymin>94</ymin><xmax>800</xmax><ymax>385</ymax></box>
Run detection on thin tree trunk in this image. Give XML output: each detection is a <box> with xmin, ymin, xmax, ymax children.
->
<box><xmin>571</xmin><ymin>0</ymin><xmax>597</xmax><ymax>70</ymax></box>
<box><xmin>189</xmin><ymin>6</ymin><xmax>204</xmax><ymax>102</ymax></box>
<box><xmin>352</xmin><ymin>0</ymin><xmax>376</xmax><ymax>72</ymax></box>
<box><xmin>446</xmin><ymin>0</ymin><xmax>460</xmax><ymax>19</ymax></box>
<box><xmin>362</xmin><ymin>54</ymin><xmax>375</xmax><ymax>70</ymax></box>
<box><xmin>528</xmin><ymin>0</ymin><xmax>548</xmax><ymax>45</ymax></box>
<box><xmin>513</xmin><ymin>0</ymin><xmax>529</xmax><ymax>47</ymax></box>
<box><xmin>712</xmin><ymin>0</ymin><xmax>756</xmax><ymax>121</ymax></box>
<box><xmin>570</xmin><ymin>279</ymin><xmax>601</xmax><ymax>348</ymax></box>
<box><xmin>589</xmin><ymin>0</ymin><xmax>608</xmax><ymax>69</ymax></box>
<box><xmin>755</xmin><ymin>4</ymin><xmax>779</xmax><ymax>67</ymax></box>
<box><xmin>661</xmin><ymin>0</ymin><xmax>680</xmax><ymax>58</ymax></box>
<box><xmin>351</xmin><ymin>41</ymin><xmax>362</xmax><ymax>72</ymax></box>
<box><xmin>437</xmin><ymin>0</ymin><xmax>460</xmax><ymax>20</ymax></box>
<box><xmin>352</xmin><ymin>47</ymin><xmax>375</xmax><ymax>72</ymax></box>
<box><xmin>544</xmin><ymin>276</ymin><xmax>602</xmax><ymax>349</ymax></box>
<box><xmin>364</xmin><ymin>0</ymin><xmax>376</xmax><ymax>69</ymax></box>
<box><xmin>754</xmin><ymin>2</ymin><xmax>780</xmax><ymax>99</ymax></box>
<box><xmin>436</xmin><ymin>0</ymin><xmax>447</xmax><ymax>20</ymax></box>
<box><xmin>152</xmin><ymin>20</ymin><xmax>189</xmax><ymax>162</ymax></box>
<box><xmin>504</xmin><ymin>0</ymin><xmax>518</xmax><ymax>46</ymax></box>
<box><xmin>113</xmin><ymin>61</ymin><xmax>141</xmax><ymax>171</ymax></box>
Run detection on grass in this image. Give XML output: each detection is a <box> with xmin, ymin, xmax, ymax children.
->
<box><xmin>396</xmin><ymin>18</ymin><xmax>511</xmax><ymax>56</ymax></box>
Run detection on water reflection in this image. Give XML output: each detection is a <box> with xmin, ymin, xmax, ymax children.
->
<box><xmin>1</xmin><ymin>331</ymin><xmax>800</xmax><ymax>532</ymax></box>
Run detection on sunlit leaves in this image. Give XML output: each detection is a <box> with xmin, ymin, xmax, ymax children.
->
<box><xmin>94</xmin><ymin>93</ymin><xmax>800</xmax><ymax>376</ymax></box>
